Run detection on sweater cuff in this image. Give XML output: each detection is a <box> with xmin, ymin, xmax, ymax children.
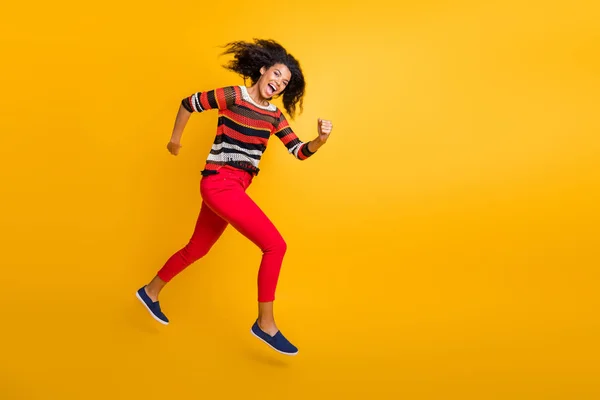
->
<box><xmin>300</xmin><ymin>142</ymin><xmax>316</xmax><ymax>158</ymax></box>
<box><xmin>181</xmin><ymin>97</ymin><xmax>194</xmax><ymax>113</ymax></box>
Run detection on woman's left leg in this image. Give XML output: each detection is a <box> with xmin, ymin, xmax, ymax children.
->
<box><xmin>201</xmin><ymin>170</ymin><xmax>298</xmax><ymax>355</ymax></box>
<box><xmin>201</xmin><ymin>173</ymin><xmax>287</xmax><ymax>306</ymax></box>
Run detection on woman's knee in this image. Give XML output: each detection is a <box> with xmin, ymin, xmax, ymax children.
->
<box><xmin>265</xmin><ymin>235</ymin><xmax>287</xmax><ymax>255</ymax></box>
<box><xmin>181</xmin><ymin>241</ymin><xmax>210</xmax><ymax>262</ymax></box>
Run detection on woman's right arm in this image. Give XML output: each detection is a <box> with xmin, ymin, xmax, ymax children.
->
<box><xmin>167</xmin><ymin>103</ymin><xmax>192</xmax><ymax>155</ymax></box>
<box><xmin>167</xmin><ymin>86</ymin><xmax>238</xmax><ymax>156</ymax></box>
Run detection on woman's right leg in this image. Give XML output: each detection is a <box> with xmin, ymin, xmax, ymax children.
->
<box><xmin>144</xmin><ymin>200</ymin><xmax>229</xmax><ymax>302</ymax></box>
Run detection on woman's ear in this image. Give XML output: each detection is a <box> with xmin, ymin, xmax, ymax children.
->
<box><xmin>260</xmin><ymin>66</ymin><xmax>266</xmax><ymax>75</ymax></box>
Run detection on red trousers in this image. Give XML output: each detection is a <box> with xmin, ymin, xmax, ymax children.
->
<box><xmin>156</xmin><ymin>166</ymin><xmax>286</xmax><ymax>302</ymax></box>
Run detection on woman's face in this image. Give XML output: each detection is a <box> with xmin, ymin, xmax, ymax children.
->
<box><xmin>258</xmin><ymin>63</ymin><xmax>291</xmax><ymax>99</ymax></box>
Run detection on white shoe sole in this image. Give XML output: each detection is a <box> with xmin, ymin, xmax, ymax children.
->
<box><xmin>136</xmin><ymin>291</ymin><xmax>169</xmax><ymax>325</ymax></box>
<box><xmin>250</xmin><ymin>328</ymin><xmax>298</xmax><ymax>356</ymax></box>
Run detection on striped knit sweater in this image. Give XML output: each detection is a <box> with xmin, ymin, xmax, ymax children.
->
<box><xmin>181</xmin><ymin>85</ymin><xmax>315</xmax><ymax>176</ymax></box>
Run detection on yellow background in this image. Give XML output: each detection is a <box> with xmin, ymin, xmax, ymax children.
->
<box><xmin>1</xmin><ymin>0</ymin><xmax>599</xmax><ymax>398</ymax></box>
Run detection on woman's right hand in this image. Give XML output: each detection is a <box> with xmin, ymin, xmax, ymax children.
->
<box><xmin>167</xmin><ymin>141</ymin><xmax>182</xmax><ymax>156</ymax></box>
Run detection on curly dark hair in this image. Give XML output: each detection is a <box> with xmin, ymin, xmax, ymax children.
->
<box><xmin>220</xmin><ymin>39</ymin><xmax>306</xmax><ymax>119</ymax></box>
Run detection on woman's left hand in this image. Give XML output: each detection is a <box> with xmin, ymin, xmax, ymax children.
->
<box><xmin>317</xmin><ymin>119</ymin><xmax>333</xmax><ymax>143</ymax></box>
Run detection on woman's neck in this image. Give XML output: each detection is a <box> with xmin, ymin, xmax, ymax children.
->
<box><xmin>246</xmin><ymin>84</ymin><xmax>269</xmax><ymax>107</ymax></box>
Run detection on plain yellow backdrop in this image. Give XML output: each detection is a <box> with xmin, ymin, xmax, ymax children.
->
<box><xmin>1</xmin><ymin>0</ymin><xmax>599</xmax><ymax>398</ymax></box>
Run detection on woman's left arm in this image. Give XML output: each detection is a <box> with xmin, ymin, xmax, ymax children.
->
<box><xmin>307</xmin><ymin>118</ymin><xmax>333</xmax><ymax>153</ymax></box>
<box><xmin>275</xmin><ymin>115</ymin><xmax>333</xmax><ymax>160</ymax></box>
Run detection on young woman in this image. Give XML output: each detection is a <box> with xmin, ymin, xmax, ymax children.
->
<box><xmin>135</xmin><ymin>39</ymin><xmax>333</xmax><ymax>356</ymax></box>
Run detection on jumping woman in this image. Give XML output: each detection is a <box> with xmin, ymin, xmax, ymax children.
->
<box><xmin>135</xmin><ymin>39</ymin><xmax>333</xmax><ymax>356</ymax></box>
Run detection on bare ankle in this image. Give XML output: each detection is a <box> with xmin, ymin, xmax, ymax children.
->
<box><xmin>145</xmin><ymin>276</ymin><xmax>166</xmax><ymax>302</ymax></box>
<box><xmin>258</xmin><ymin>318</ymin><xmax>278</xmax><ymax>334</ymax></box>
<box><xmin>144</xmin><ymin>286</ymin><xmax>159</xmax><ymax>302</ymax></box>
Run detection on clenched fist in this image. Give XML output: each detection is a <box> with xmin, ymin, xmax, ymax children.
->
<box><xmin>317</xmin><ymin>119</ymin><xmax>333</xmax><ymax>143</ymax></box>
<box><xmin>167</xmin><ymin>141</ymin><xmax>182</xmax><ymax>156</ymax></box>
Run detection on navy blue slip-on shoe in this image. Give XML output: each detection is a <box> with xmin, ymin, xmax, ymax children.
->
<box><xmin>250</xmin><ymin>320</ymin><xmax>298</xmax><ymax>356</ymax></box>
<box><xmin>135</xmin><ymin>286</ymin><xmax>169</xmax><ymax>325</ymax></box>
